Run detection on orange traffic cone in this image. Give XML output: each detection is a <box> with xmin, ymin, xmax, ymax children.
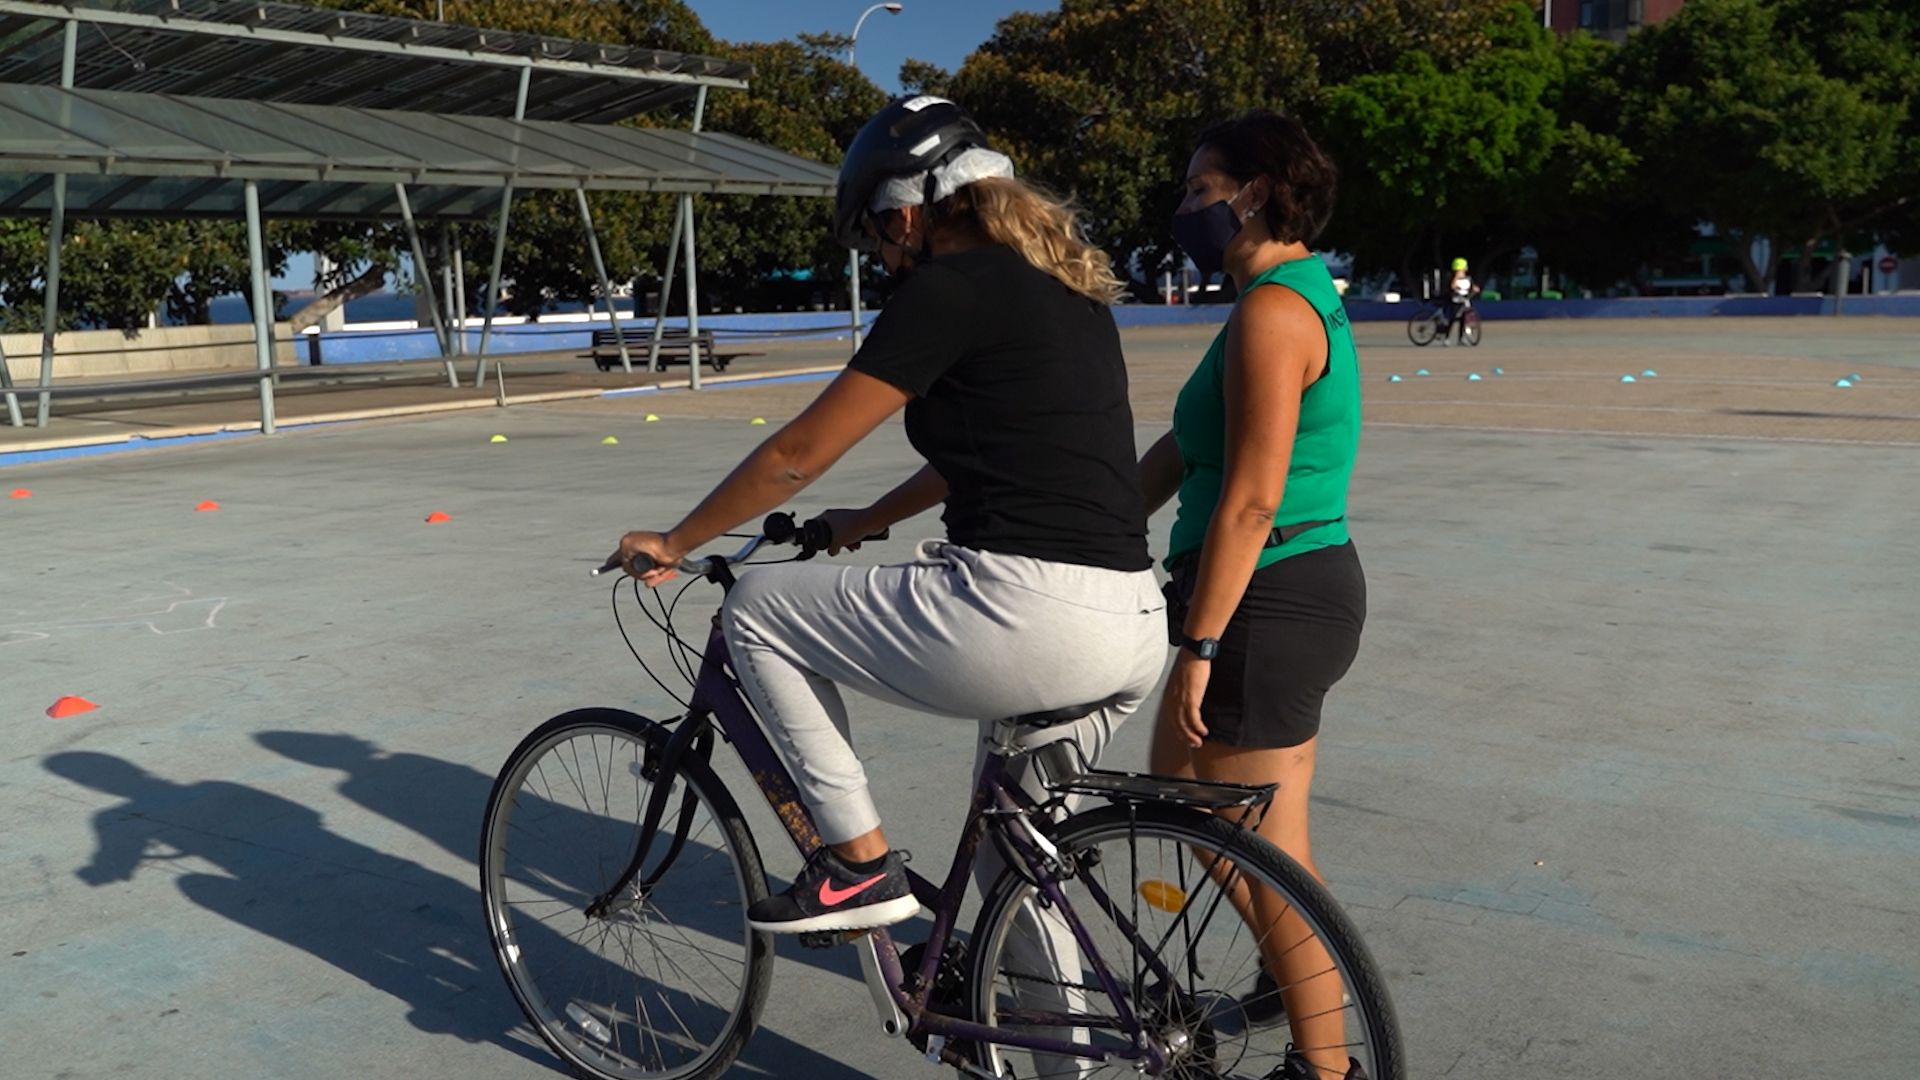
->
<box><xmin>425</xmin><ymin>511</ymin><xmax>452</xmax><ymax>524</ymax></box>
<box><xmin>46</xmin><ymin>696</ymin><xmax>99</xmax><ymax>719</ymax></box>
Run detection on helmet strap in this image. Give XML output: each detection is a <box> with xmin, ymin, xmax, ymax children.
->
<box><xmin>918</xmin><ymin>171</ymin><xmax>940</xmax><ymax>260</ymax></box>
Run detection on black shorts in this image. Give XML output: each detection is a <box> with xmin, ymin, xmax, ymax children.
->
<box><xmin>1166</xmin><ymin>542</ymin><xmax>1367</xmax><ymax>749</ymax></box>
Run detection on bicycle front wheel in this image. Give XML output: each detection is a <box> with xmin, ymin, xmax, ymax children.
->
<box><xmin>1406</xmin><ymin>310</ymin><xmax>1438</xmax><ymax>346</ymax></box>
<box><xmin>969</xmin><ymin>803</ymin><xmax>1403</xmax><ymax>1080</ymax></box>
<box><xmin>480</xmin><ymin>709</ymin><xmax>773</xmax><ymax>1080</ymax></box>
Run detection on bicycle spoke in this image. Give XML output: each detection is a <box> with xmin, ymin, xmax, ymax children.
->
<box><xmin>610</xmin><ymin>921</ymin><xmax>668</xmax><ymax>1071</ymax></box>
<box><xmin>633</xmin><ymin>919</ymin><xmax>705</xmax><ymax>1053</ymax></box>
<box><xmin>641</xmin><ymin>900</ymin><xmax>745</xmax><ymax>990</ymax></box>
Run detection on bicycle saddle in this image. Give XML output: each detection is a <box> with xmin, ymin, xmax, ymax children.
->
<box><xmin>1008</xmin><ymin>702</ymin><xmax>1103</xmax><ymax>728</ymax></box>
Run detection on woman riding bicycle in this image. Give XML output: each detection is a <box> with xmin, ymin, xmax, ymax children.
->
<box><xmin>612</xmin><ymin>97</ymin><xmax>1164</xmax><ymax>936</ymax></box>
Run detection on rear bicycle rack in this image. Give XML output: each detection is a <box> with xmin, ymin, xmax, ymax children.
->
<box><xmin>1034</xmin><ymin>740</ymin><xmax>1276</xmax><ymax>811</ymax></box>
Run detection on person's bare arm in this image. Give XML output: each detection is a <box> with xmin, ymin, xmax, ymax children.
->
<box><xmin>1138</xmin><ymin>429</ymin><xmax>1184</xmax><ymax>516</ymax></box>
<box><xmin>866</xmin><ymin>464</ymin><xmax>948</xmax><ymax>529</ymax></box>
<box><xmin>818</xmin><ymin>463</ymin><xmax>949</xmax><ymax>554</ymax></box>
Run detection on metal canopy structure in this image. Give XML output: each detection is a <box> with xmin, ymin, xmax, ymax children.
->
<box><xmin>0</xmin><ymin>1</ymin><xmax>852</xmax><ymax>433</ymax></box>
<box><xmin>0</xmin><ymin>84</ymin><xmax>837</xmax><ymax>219</ymax></box>
<box><xmin>0</xmin><ymin>0</ymin><xmax>750</xmax><ymax>120</ymax></box>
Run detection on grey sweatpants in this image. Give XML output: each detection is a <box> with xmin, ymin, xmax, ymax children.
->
<box><xmin>722</xmin><ymin>541</ymin><xmax>1165</xmax><ymax>1078</ymax></box>
<box><xmin>721</xmin><ymin>540</ymin><xmax>1167</xmax><ymax>845</ymax></box>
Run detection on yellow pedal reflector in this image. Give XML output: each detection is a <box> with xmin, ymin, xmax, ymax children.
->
<box><xmin>1139</xmin><ymin>879</ymin><xmax>1187</xmax><ymax>913</ymax></box>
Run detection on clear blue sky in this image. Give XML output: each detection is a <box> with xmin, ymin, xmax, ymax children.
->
<box><xmin>684</xmin><ymin>0</ymin><xmax>1052</xmax><ymax>93</ymax></box>
<box><xmin>278</xmin><ymin>2</ymin><xmax>1051</xmax><ymax>288</ymax></box>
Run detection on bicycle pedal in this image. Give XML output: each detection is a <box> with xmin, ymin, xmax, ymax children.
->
<box><xmin>797</xmin><ymin>929</ymin><xmax>861</xmax><ymax>949</ymax></box>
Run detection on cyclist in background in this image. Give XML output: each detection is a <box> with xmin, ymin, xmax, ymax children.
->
<box><xmin>1442</xmin><ymin>256</ymin><xmax>1475</xmax><ymax>345</ymax></box>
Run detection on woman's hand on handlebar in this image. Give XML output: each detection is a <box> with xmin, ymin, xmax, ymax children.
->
<box><xmin>611</xmin><ymin>530</ymin><xmax>683</xmax><ymax>587</ymax></box>
<box><xmin>816</xmin><ymin>508</ymin><xmax>881</xmax><ymax>556</ymax></box>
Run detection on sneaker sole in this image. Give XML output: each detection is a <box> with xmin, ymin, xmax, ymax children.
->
<box><xmin>748</xmin><ymin>895</ymin><xmax>920</xmax><ymax>934</ymax></box>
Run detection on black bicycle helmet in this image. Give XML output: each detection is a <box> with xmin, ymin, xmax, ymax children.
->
<box><xmin>833</xmin><ymin>96</ymin><xmax>993</xmax><ymax>251</ymax></box>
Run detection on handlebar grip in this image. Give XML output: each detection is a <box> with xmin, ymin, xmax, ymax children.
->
<box><xmin>763</xmin><ymin>512</ymin><xmax>799</xmax><ymax>545</ymax></box>
<box><xmin>593</xmin><ymin>553</ymin><xmax>654</xmax><ymax>576</ymax></box>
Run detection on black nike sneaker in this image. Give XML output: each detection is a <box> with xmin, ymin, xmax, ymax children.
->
<box><xmin>747</xmin><ymin>847</ymin><xmax>918</xmax><ymax>933</ymax></box>
<box><xmin>1271</xmin><ymin>1047</ymin><xmax>1370</xmax><ymax>1080</ymax></box>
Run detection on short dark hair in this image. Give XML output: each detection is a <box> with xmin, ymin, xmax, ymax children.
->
<box><xmin>1193</xmin><ymin>111</ymin><xmax>1337</xmax><ymax>245</ymax></box>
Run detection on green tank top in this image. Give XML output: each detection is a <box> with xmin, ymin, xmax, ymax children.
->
<box><xmin>1167</xmin><ymin>254</ymin><xmax>1361</xmax><ymax>570</ymax></box>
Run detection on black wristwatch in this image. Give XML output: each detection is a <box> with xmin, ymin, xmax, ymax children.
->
<box><xmin>1180</xmin><ymin>634</ymin><xmax>1220</xmax><ymax>661</ymax></box>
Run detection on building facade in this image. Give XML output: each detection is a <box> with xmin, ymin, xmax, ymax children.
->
<box><xmin>1546</xmin><ymin>0</ymin><xmax>1686</xmax><ymax>40</ymax></box>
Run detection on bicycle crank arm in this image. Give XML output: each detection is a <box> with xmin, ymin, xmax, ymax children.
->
<box><xmin>854</xmin><ymin>932</ymin><xmax>907</xmax><ymax>1038</ymax></box>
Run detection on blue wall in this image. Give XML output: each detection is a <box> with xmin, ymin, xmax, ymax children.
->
<box><xmin>302</xmin><ymin>294</ymin><xmax>1920</xmax><ymax>365</ymax></box>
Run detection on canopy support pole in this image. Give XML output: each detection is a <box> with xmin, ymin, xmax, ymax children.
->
<box><xmin>395</xmin><ymin>184</ymin><xmax>458</xmax><ymax>387</ymax></box>
<box><xmin>576</xmin><ymin>186</ymin><xmax>632</xmax><ymax>374</ymax></box>
<box><xmin>243</xmin><ymin>179</ymin><xmax>278</xmax><ymax>434</ymax></box>
<box><xmin>475</xmin><ymin>65</ymin><xmax>531</xmax><ymax>389</ymax></box>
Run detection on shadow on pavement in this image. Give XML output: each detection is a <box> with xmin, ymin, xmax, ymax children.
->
<box><xmin>46</xmin><ymin>749</ymin><xmax>879</xmax><ymax>1079</ymax></box>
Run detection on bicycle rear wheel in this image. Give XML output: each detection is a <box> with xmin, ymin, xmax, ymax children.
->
<box><xmin>969</xmin><ymin>803</ymin><xmax>1402</xmax><ymax>1080</ymax></box>
<box><xmin>1406</xmin><ymin>310</ymin><xmax>1438</xmax><ymax>346</ymax></box>
<box><xmin>480</xmin><ymin>709</ymin><xmax>772</xmax><ymax>1080</ymax></box>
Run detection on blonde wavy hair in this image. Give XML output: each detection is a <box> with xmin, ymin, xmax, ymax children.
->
<box><xmin>939</xmin><ymin>177</ymin><xmax>1127</xmax><ymax>304</ymax></box>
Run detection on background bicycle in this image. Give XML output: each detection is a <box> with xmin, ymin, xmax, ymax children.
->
<box><xmin>1406</xmin><ymin>303</ymin><xmax>1480</xmax><ymax>347</ymax></box>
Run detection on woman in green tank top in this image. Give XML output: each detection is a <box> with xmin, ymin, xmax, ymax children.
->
<box><xmin>1137</xmin><ymin>112</ymin><xmax>1370</xmax><ymax>1080</ymax></box>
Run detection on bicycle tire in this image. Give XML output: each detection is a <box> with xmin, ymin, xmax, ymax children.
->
<box><xmin>967</xmin><ymin>802</ymin><xmax>1404</xmax><ymax>1080</ymax></box>
<box><xmin>480</xmin><ymin>708</ymin><xmax>774</xmax><ymax>1080</ymax></box>
<box><xmin>1406</xmin><ymin>310</ymin><xmax>1439</xmax><ymax>346</ymax></box>
<box><xmin>1461</xmin><ymin>311</ymin><xmax>1481</xmax><ymax>346</ymax></box>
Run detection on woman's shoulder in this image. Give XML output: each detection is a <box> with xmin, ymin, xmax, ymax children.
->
<box><xmin>1231</xmin><ymin>278</ymin><xmax>1322</xmax><ymax>337</ymax></box>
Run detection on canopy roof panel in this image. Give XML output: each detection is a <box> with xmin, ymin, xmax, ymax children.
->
<box><xmin>0</xmin><ymin>0</ymin><xmax>750</xmax><ymax>121</ymax></box>
<box><xmin>0</xmin><ymin>83</ymin><xmax>838</xmax><ymax>218</ymax></box>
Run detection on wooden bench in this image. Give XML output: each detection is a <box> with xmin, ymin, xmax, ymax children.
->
<box><xmin>586</xmin><ymin>327</ymin><xmax>731</xmax><ymax>373</ymax></box>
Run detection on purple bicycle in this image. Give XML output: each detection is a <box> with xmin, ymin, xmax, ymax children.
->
<box><xmin>480</xmin><ymin>514</ymin><xmax>1402</xmax><ymax>1080</ymax></box>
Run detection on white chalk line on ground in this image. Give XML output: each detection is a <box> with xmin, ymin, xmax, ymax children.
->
<box><xmin>1371</xmin><ymin>398</ymin><xmax>1920</xmax><ymax>420</ymax></box>
<box><xmin>1366</xmin><ymin>420</ymin><xmax>1920</xmax><ymax>449</ymax></box>
<box><xmin>1387</xmin><ymin>371</ymin><xmax>1920</xmax><ymax>387</ymax></box>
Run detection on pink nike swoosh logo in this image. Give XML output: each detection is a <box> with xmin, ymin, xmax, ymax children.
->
<box><xmin>819</xmin><ymin>873</ymin><xmax>887</xmax><ymax>906</ymax></box>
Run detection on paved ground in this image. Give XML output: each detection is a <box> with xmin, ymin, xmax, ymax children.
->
<box><xmin>2</xmin><ymin>318</ymin><xmax>1917</xmax><ymax>1079</ymax></box>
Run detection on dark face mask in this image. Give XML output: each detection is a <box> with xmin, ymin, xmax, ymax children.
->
<box><xmin>1171</xmin><ymin>184</ymin><xmax>1250</xmax><ymax>278</ymax></box>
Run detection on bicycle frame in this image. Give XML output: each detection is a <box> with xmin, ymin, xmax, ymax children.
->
<box><xmin>662</xmin><ymin>621</ymin><xmax>1172</xmax><ymax>1074</ymax></box>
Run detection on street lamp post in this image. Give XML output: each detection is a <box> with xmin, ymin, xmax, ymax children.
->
<box><xmin>849</xmin><ymin>3</ymin><xmax>903</xmax><ymax>69</ymax></box>
<box><xmin>846</xmin><ymin>4</ymin><xmax>902</xmax><ymax>352</ymax></box>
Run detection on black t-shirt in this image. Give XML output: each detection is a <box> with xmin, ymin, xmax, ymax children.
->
<box><xmin>849</xmin><ymin>244</ymin><xmax>1150</xmax><ymax>572</ymax></box>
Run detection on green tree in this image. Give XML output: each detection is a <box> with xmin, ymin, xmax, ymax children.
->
<box><xmin>1318</xmin><ymin>4</ymin><xmax>1567</xmax><ymax>285</ymax></box>
<box><xmin>692</xmin><ymin>33</ymin><xmax>887</xmax><ymax>308</ymax></box>
<box><xmin>1606</xmin><ymin>0</ymin><xmax>1911</xmax><ymax>292</ymax></box>
<box><xmin>1317</xmin><ymin>4</ymin><xmax>1685</xmax><ymax>292</ymax></box>
<box><xmin>898</xmin><ymin>58</ymin><xmax>952</xmax><ymax>98</ymax></box>
<box><xmin>934</xmin><ymin>0</ymin><xmax>1515</xmax><ymax>280</ymax></box>
<box><xmin>0</xmin><ymin>219</ymin><xmax>210</xmax><ymax>333</ymax></box>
